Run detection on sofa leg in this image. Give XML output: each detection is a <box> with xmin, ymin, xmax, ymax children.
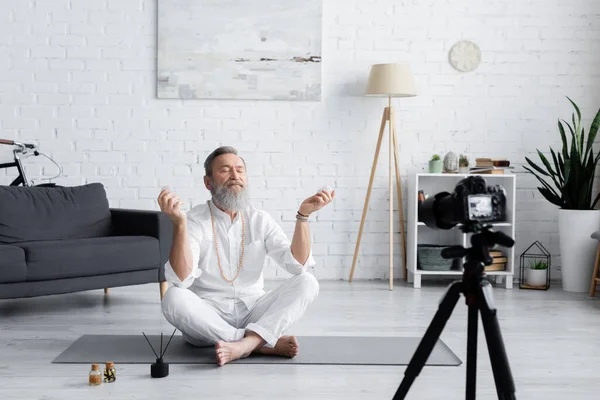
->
<box><xmin>104</xmin><ymin>288</ymin><xmax>110</xmax><ymax>295</ymax></box>
<box><xmin>160</xmin><ymin>281</ymin><xmax>168</xmax><ymax>300</ymax></box>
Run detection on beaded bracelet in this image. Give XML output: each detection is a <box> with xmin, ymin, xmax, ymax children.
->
<box><xmin>296</xmin><ymin>211</ymin><xmax>309</xmax><ymax>221</ymax></box>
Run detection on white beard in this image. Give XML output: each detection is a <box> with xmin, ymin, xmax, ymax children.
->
<box><xmin>210</xmin><ymin>180</ymin><xmax>250</xmax><ymax>212</ymax></box>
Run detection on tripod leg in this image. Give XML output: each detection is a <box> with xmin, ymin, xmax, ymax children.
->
<box><xmin>393</xmin><ymin>281</ymin><xmax>463</xmax><ymax>400</ymax></box>
<box><xmin>478</xmin><ymin>281</ymin><xmax>517</xmax><ymax>400</ymax></box>
<box><xmin>466</xmin><ymin>305</ymin><xmax>478</xmax><ymax>400</ymax></box>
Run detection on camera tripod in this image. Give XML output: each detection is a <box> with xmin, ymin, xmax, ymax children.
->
<box><xmin>393</xmin><ymin>223</ymin><xmax>516</xmax><ymax>400</ymax></box>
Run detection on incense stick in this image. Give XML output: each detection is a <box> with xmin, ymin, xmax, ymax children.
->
<box><xmin>160</xmin><ymin>333</ymin><xmax>163</xmax><ymax>359</ymax></box>
<box><xmin>142</xmin><ymin>332</ymin><xmax>159</xmax><ymax>359</ymax></box>
<box><xmin>161</xmin><ymin>329</ymin><xmax>177</xmax><ymax>358</ymax></box>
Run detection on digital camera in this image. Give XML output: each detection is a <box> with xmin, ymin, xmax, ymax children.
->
<box><xmin>419</xmin><ymin>176</ymin><xmax>506</xmax><ymax>230</ymax></box>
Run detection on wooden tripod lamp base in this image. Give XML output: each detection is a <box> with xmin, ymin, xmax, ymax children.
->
<box><xmin>348</xmin><ymin>63</ymin><xmax>417</xmax><ymax>290</ymax></box>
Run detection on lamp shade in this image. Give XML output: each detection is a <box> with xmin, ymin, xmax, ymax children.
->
<box><xmin>366</xmin><ymin>63</ymin><xmax>417</xmax><ymax>97</ymax></box>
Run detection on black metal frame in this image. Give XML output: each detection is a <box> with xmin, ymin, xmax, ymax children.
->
<box><xmin>0</xmin><ymin>152</ymin><xmax>29</xmax><ymax>186</ymax></box>
<box><xmin>519</xmin><ymin>241</ymin><xmax>551</xmax><ymax>290</ymax></box>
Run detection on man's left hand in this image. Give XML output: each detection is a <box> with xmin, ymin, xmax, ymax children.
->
<box><xmin>299</xmin><ymin>189</ymin><xmax>335</xmax><ymax>216</ymax></box>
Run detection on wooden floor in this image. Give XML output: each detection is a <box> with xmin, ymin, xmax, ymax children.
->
<box><xmin>1</xmin><ymin>279</ymin><xmax>599</xmax><ymax>400</ymax></box>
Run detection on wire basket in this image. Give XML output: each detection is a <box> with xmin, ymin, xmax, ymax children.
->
<box><xmin>417</xmin><ymin>244</ymin><xmax>461</xmax><ymax>271</ymax></box>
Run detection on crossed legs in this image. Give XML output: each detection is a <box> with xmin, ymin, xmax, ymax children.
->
<box><xmin>161</xmin><ymin>273</ymin><xmax>319</xmax><ymax>366</ymax></box>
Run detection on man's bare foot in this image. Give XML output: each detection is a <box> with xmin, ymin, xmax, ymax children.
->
<box><xmin>257</xmin><ymin>336</ymin><xmax>299</xmax><ymax>358</ymax></box>
<box><xmin>215</xmin><ymin>340</ymin><xmax>252</xmax><ymax>366</ymax></box>
<box><xmin>215</xmin><ymin>332</ymin><xmax>266</xmax><ymax>366</ymax></box>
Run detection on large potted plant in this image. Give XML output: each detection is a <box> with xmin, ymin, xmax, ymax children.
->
<box><xmin>524</xmin><ymin>97</ymin><xmax>600</xmax><ymax>292</ymax></box>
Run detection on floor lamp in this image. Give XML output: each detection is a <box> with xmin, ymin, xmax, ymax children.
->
<box><xmin>349</xmin><ymin>63</ymin><xmax>417</xmax><ymax>290</ymax></box>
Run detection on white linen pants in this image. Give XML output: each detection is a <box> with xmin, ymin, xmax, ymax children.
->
<box><xmin>161</xmin><ymin>273</ymin><xmax>319</xmax><ymax>348</ymax></box>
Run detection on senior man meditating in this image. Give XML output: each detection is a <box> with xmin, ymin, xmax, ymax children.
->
<box><xmin>158</xmin><ymin>146</ymin><xmax>334</xmax><ymax>366</ymax></box>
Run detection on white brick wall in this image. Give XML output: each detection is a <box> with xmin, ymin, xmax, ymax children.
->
<box><xmin>1</xmin><ymin>0</ymin><xmax>600</xmax><ymax>281</ymax></box>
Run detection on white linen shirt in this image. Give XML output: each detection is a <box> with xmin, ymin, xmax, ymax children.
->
<box><xmin>164</xmin><ymin>200</ymin><xmax>316</xmax><ymax>311</ymax></box>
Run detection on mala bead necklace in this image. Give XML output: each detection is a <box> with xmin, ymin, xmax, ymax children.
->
<box><xmin>208</xmin><ymin>201</ymin><xmax>245</xmax><ymax>284</ymax></box>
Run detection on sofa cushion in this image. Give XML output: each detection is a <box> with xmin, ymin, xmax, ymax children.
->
<box><xmin>16</xmin><ymin>236</ymin><xmax>160</xmax><ymax>281</ymax></box>
<box><xmin>0</xmin><ymin>183</ymin><xmax>113</xmax><ymax>244</ymax></box>
<box><xmin>0</xmin><ymin>245</ymin><xmax>27</xmax><ymax>283</ymax></box>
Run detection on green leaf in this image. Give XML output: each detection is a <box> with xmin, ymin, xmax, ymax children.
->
<box><xmin>585</xmin><ymin>107</ymin><xmax>600</xmax><ymax>157</ymax></box>
<box><xmin>569</xmin><ymin>138</ymin><xmax>586</xmax><ymax>208</ymax></box>
<box><xmin>550</xmin><ymin>148</ymin><xmax>563</xmax><ymax>184</ymax></box>
<box><xmin>592</xmin><ymin>191</ymin><xmax>600</xmax><ymax>209</ymax></box>
<box><xmin>538</xmin><ymin>187</ymin><xmax>563</xmax><ymax>208</ymax></box>
<box><xmin>537</xmin><ymin>150</ymin><xmax>562</xmax><ymax>190</ymax></box>
<box><xmin>525</xmin><ymin>156</ymin><xmax>550</xmax><ymax>176</ymax></box>
<box><xmin>524</xmin><ymin>165</ymin><xmax>561</xmax><ymax>199</ymax></box>
<box><xmin>536</xmin><ymin>150</ymin><xmax>556</xmax><ymax>175</ymax></box>
<box><xmin>558</xmin><ymin>120</ymin><xmax>569</xmax><ymax>160</ymax></box>
<box><xmin>564</xmin><ymin>118</ymin><xmax>576</xmax><ymax>142</ymax></box>
<box><xmin>567</xmin><ymin>96</ymin><xmax>582</xmax><ymax>123</ymax></box>
<box><xmin>580</xmin><ymin>126</ymin><xmax>585</xmax><ymax>160</ymax></box>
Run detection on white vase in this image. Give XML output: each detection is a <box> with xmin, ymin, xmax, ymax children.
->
<box><xmin>558</xmin><ymin>209</ymin><xmax>600</xmax><ymax>292</ymax></box>
<box><xmin>525</xmin><ymin>269</ymin><xmax>547</xmax><ymax>287</ymax></box>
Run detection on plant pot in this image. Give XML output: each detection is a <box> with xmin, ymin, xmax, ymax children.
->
<box><xmin>525</xmin><ymin>268</ymin><xmax>547</xmax><ymax>287</ymax></box>
<box><xmin>428</xmin><ymin>160</ymin><xmax>443</xmax><ymax>173</ymax></box>
<box><xmin>459</xmin><ymin>166</ymin><xmax>469</xmax><ymax>173</ymax></box>
<box><xmin>558</xmin><ymin>209</ymin><xmax>600</xmax><ymax>292</ymax></box>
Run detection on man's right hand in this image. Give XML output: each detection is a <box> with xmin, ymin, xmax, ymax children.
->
<box><xmin>157</xmin><ymin>189</ymin><xmax>185</xmax><ymax>224</ymax></box>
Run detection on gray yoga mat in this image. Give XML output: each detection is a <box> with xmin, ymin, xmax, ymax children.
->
<box><xmin>53</xmin><ymin>335</ymin><xmax>461</xmax><ymax>366</ymax></box>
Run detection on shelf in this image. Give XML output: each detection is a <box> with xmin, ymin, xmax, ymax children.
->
<box><xmin>415</xmin><ymin>270</ymin><xmax>462</xmax><ymax>275</ymax></box>
<box><xmin>417</xmin><ymin>173</ymin><xmax>515</xmax><ymax>178</ymax></box>
<box><xmin>408</xmin><ymin>172</ymin><xmax>516</xmax><ymax>289</ymax></box>
<box><xmin>417</xmin><ymin>222</ymin><xmax>512</xmax><ymax>227</ymax></box>
<box><xmin>415</xmin><ymin>270</ymin><xmax>513</xmax><ymax>276</ymax></box>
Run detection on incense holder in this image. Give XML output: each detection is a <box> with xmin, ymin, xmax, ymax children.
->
<box><xmin>142</xmin><ymin>329</ymin><xmax>176</xmax><ymax>379</ymax></box>
<box><xmin>151</xmin><ymin>358</ymin><xmax>169</xmax><ymax>378</ymax></box>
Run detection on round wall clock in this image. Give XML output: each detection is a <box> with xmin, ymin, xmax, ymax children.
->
<box><xmin>449</xmin><ymin>41</ymin><xmax>481</xmax><ymax>72</ymax></box>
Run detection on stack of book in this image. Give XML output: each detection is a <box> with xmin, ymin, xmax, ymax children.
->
<box><xmin>470</xmin><ymin>158</ymin><xmax>511</xmax><ymax>174</ymax></box>
<box><xmin>485</xmin><ymin>250</ymin><xmax>507</xmax><ymax>271</ymax></box>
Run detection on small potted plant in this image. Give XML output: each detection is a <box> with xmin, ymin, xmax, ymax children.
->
<box><xmin>525</xmin><ymin>260</ymin><xmax>548</xmax><ymax>287</ymax></box>
<box><xmin>428</xmin><ymin>154</ymin><xmax>442</xmax><ymax>173</ymax></box>
<box><xmin>459</xmin><ymin>154</ymin><xmax>469</xmax><ymax>173</ymax></box>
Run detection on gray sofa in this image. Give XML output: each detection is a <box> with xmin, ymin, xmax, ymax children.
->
<box><xmin>0</xmin><ymin>183</ymin><xmax>173</xmax><ymax>300</ymax></box>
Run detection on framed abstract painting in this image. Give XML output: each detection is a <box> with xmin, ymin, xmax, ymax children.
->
<box><xmin>157</xmin><ymin>0</ymin><xmax>322</xmax><ymax>101</ymax></box>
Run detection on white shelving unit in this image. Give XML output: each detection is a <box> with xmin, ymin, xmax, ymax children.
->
<box><xmin>407</xmin><ymin>173</ymin><xmax>517</xmax><ymax>289</ymax></box>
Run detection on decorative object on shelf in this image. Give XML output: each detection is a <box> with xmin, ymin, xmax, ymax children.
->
<box><xmin>349</xmin><ymin>63</ymin><xmax>417</xmax><ymax>290</ymax></box>
<box><xmin>103</xmin><ymin>361</ymin><xmax>116</xmax><ymax>383</ymax></box>
<box><xmin>519</xmin><ymin>241</ymin><xmax>551</xmax><ymax>290</ymax></box>
<box><xmin>88</xmin><ymin>363</ymin><xmax>102</xmax><ymax>386</ymax></box>
<box><xmin>443</xmin><ymin>151</ymin><xmax>458</xmax><ymax>173</ymax></box>
<box><xmin>449</xmin><ymin>40</ymin><xmax>481</xmax><ymax>72</ymax></box>
<box><xmin>428</xmin><ymin>154</ymin><xmax>442</xmax><ymax>173</ymax></box>
<box><xmin>418</xmin><ymin>190</ymin><xmax>426</xmax><ymax>205</ymax></box>
<box><xmin>143</xmin><ymin>329</ymin><xmax>177</xmax><ymax>378</ymax></box>
<box><xmin>524</xmin><ymin>97</ymin><xmax>600</xmax><ymax>292</ymax></box>
<box><xmin>157</xmin><ymin>0</ymin><xmax>322</xmax><ymax>100</ymax></box>
<box><xmin>459</xmin><ymin>154</ymin><xmax>470</xmax><ymax>173</ymax></box>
